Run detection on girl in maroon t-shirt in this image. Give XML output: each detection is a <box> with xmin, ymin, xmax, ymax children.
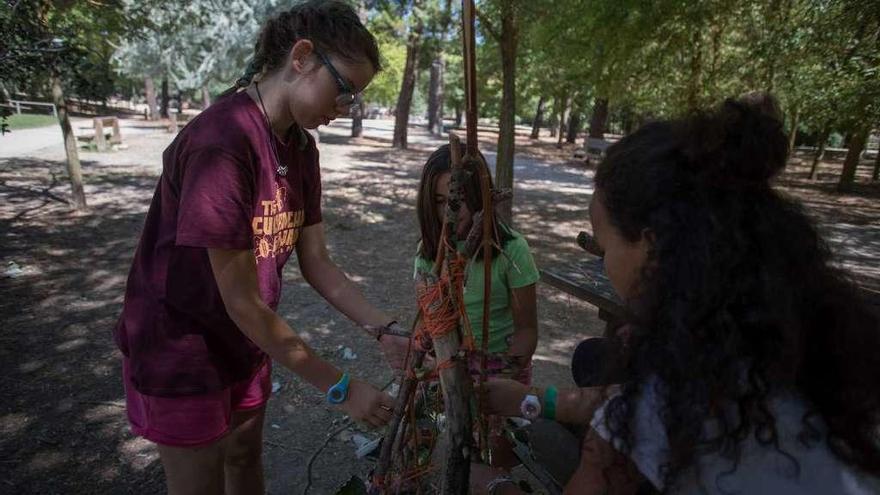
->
<box><xmin>113</xmin><ymin>2</ymin><xmax>409</xmax><ymax>492</ymax></box>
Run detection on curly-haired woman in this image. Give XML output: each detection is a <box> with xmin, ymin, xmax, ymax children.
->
<box><xmin>477</xmin><ymin>95</ymin><xmax>880</xmax><ymax>494</ymax></box>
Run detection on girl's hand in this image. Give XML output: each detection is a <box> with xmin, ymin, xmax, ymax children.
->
<box><xmin>339</xmin><ymin>379</ymin><xmax>394</xmax><ymax>428</ymax></box>
<box><xmin>363</xmin><ymin>322</ymin><xmax>411</xmax><ymax>370</ymax></box>
<box><xmin>482</xmin><ymin>378</ymin><xmax>530</xmax><ymax>417</ymax></box>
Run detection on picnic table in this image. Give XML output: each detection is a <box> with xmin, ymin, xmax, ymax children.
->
<box><xmin>540</xmin><ymin>240</ymin><xmax>627</xmax><ymax>336</ymax></box>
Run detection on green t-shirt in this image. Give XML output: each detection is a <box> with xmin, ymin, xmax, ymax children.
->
<box><xmin>414</xmin><ymin>230</ymin><xmax>539</xmax><ymax>354</ymax></box>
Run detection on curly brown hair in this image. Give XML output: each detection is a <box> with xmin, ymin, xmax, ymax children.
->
<box><xmin>595</xmin><ymin>94</ymin><xmax>880</xmax><ymax>488</ymax></box>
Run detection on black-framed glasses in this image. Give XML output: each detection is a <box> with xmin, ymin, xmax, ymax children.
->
<box><xmin>315</xmin><ymin>50</ymin><xmax>360</xmax><ymax>109</ymax></box>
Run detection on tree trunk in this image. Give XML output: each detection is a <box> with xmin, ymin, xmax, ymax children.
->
<box><xmin>687</xmin><ymin>30</ymin><xmax>703</xmax><ymax>111</ymax></box>
<box><xmin>837</xmin><ymin>127</ymin><xmax>869</xmax><ymax>192</ymax></box>
<box><xmin>427</xmin><ymin>57</ymin><xmax>444</xmax><ymax>135</ymax></box>
<box><xmin>556</xmin><ymin>93</ymin><xmax>570</xmax><ymax>149</ymax></box>
<box><xmin>873</xmin><ymin>141</ymin><xmax>880</xmax><ymax>182</ymax></box>
<box><xmin>201</xmin><ymin>86</ymin><xmax>211</xmax><ymax>109</ymax></box>
<box><xmin>144</xmin><ymin>76</ymin><xmax>158</xmax><ymax>120</ymax></box>
<box><xmin>351</xmin><ymin>100</ymin><xmax>365</xmax><ymax>137</ymax></box>
<box><xmin>160</xmin><ymin>77</ymin><xmax>169</xmax><ymax>118</ymax></box>
<box><xmin>588</xmin><ymin>97</ymin><xmax>609</xmax><ymax>139</ymax></box>
<box><xmin>352</xmin><ymin>0</ymin><xmax>368</xmax><ymax>138</ymax></box>
<box><xmin>393</xmin><ymin>18</ymin><xmax>422</xmax><ymax>149</ymax></box>
<box><xmin>493</xmin><ymin>0</ymin><xmax>518</xmax><ymax>222</ymax></box>
<box><xmin>454</xmin><ymin>104</ymin><xmax>462</xmax><ymax>128</ymax></box>
<box><xmin>622</xmin><ymin>108</ymin><xmax>636</xmax><ymax>135</ymax></box>
<box><xmin>51</xmin><ymin>72</ymin><xmax>86</xmax><ymax>210</ymax></box>
<box><xmin>809</xmin><ymin>126</ymin><xmax>830</xmax><ymax>180</ymax></box>
<box><xmin>530</xmin><ymin>96</ymin><xmax>545</xmax><ymax>139</ymax></box>
<box><xmin>566</xmin><ymin>111</ymin><xmax>582</xmax><ymax>143</ymax></box>
<box><xmin>787</xmin><ymin>105</ymin><xmax>799</xmax><ymax>153</ymax></box>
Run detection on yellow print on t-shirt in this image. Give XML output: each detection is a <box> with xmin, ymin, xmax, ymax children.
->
<box><xmin>252</xmin><ymin>187</ymin><xmax>304</xmax><ymax>259</ymax></box>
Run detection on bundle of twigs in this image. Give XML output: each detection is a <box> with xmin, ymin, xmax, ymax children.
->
<box><xmin>369</xmin><ymin>2</ymin><xmax>497</xmax><ymax>493</ymax></box>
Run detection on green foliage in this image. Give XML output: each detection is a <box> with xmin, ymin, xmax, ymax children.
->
<box><xmin>363</xmin><ymin>8</ymin><xmax>408</xmax><ymax>107</ymax></box>
<box><xmin>3</xmin><ymin>0</ymin><xmax>875</xmax><ymax>141</ymax></box>
<box><xmin>0</xmin><ymin>0</ymin><xmax>159</xmax><ymax>131</ymax></box>
<box><xmin>1</xmin><ymin>0</ymin><xmax>155</xmax><ymax>97</ymax></box>
<box><xmin>113</xmin><ymin>0</ymin><xmax>281</xmax><ymax>95</ymax></box>
<box><xmin>499</xmin><ymin>0</ymin><xmax>879</xmax><ymax>139</ymax></box>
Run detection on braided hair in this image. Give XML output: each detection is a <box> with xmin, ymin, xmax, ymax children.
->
<box><xmin>221</xmin><ymin>0</ymin><xmax>381</xmax><ymax>97</ymax></box>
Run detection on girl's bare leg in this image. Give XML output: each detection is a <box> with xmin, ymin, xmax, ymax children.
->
<box><xmin>222</xmin><ymin>405</ymin><xmax>267</xmax><ymax>495</ymax></box>
<box><xmin>158</xmin><ymin>441</ymin><xmax>224</xmax><ymax>495</ymax></box>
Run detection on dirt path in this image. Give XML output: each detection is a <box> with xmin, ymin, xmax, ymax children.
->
<box><xmin>0</xmin><ymin>119</ymin><xmax>877</xmax><ymax>494</ymax></box>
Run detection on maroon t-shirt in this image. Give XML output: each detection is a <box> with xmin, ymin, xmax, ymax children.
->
<box><xmin>114</xmin><ymin>91</ymin><xmax>322</xmax><ymax>397</ymax></box>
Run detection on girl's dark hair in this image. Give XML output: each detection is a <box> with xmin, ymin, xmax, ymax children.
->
<box><xmin>595</xmin><ymin>94</ymin><xmax>880</xmax><ymax>486</ymax></box>
<box><xmin>416</xmin><ymin>144</ymin><xmax>515</xmax><ymax>262</ymax></box>
<box><xmin>222</xmin><ymin>0</ymin><xmax>381</xmax><ymax>95</ymax></box>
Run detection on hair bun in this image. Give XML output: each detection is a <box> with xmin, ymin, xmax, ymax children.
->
<box><xmin>682</xmin><ymin>93</ymin><xmax>788</xmax><ymax>186</ymax></box>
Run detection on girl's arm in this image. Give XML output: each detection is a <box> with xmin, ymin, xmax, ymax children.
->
<box><xmin>208</xmin><ymin>247</ymin><xmax>394</xmax><ymax>426</ymax></box>
<box><xmin>564</xmin><ymin>427</ymin><xmax>643</xmax><ymax>495</ymax></box>
<box><xmin>507</xmin><ymin>283</ymin><xmax>538</xmax><ymax>361</ymax></box>
<box><xmin>469</xmin><ymin>429</ymin><xmax>642</xmax><ymax>495</ymax></box>
<box><xmin>296</xmin><ymin>223</ymin><xmax>390</xmax><ymax>325</ymax></box>
<box><xmin>295</xmin><ymin>223</ymin><xmax>410</xmax><ymax>368</ymax></box>
<box><xmin>484</xmin><ymin>378</ymin><xmax>615</xmax><ymax>426</ymax></box>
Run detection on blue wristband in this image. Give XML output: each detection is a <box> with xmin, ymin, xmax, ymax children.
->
<box><xmin>327</xmin><ymin>373</ymin><xmax>350</xmax><ymax>404</ymax></box>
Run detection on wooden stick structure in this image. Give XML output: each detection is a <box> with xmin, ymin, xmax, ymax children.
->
<box><xmin>460</xmin><ymin>0</ymin><xmax>495</xmax><ymax>461</ymax></box>
<box><xmin>432</xmin><ymin>133</ymin><xmax>475</xmax><ymax>494</ymax></box>
<box><xmin>370</xmin><ymin>2</ymin><xmax>496</xmax><ymax>493</ymax></box>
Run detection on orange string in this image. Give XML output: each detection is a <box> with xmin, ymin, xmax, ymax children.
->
<box><xmin>380</xmin><ymin>241</ymin><xmax>495</xmax><ymax>492</ymax></box>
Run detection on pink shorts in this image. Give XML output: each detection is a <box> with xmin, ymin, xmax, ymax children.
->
<box><xmin>467</xmin><ymin>352</ymin><xmax>532</xmax><ymax>385</ymax></box>
<box><xmin>122</xmin><ymin>357</ymin><xmax>272</xmax><ymax>447</ymax></box>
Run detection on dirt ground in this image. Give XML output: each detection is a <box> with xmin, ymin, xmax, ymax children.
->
<box><xmin>0</xmin><ymin>118</ymin><xmax>878</xmax><ymax>494</ymax></box>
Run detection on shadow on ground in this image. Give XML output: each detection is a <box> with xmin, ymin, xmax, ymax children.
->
<box><xmin>0</xmin><ymin>157</ymin><xmax>163</xmax><ymax>493</ymax></box>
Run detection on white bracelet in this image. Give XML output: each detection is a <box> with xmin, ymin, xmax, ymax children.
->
<box><xmin>486</xmin><ymin>475</ymin><xmax>515</xmax><ymax>495</ymax></box>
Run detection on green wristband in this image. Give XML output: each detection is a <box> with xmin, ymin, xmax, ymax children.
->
<box><xmin>543</xmin><ymin>386</ymin><xmax>558</xmax><ymax>420</ymax></box>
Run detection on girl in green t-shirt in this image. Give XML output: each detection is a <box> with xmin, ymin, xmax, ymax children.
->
<box><xmin>414</xmin><ymin>143</ymin><xmax>540</xmax><ymax>469</ymax></box>
<box><xmin>414</xmin><ymin>143</ymin><xmax>540</xmax><ymax>386</ymax></box>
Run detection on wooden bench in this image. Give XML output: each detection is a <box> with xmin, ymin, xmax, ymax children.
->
<box><xmin>544</xmin><ymin>232</ymin><xmax>880</xmax><ymax>335</ymax></box>
<box><xmin>76</xmin><ymin>116</ymin><xmax>122</xmax><ymax>151</ymax></box>
<box><xmin>541</xmin><ymin>231</ymin><xmax>626</xmax><ymax>337</ymax></box>
<box><xmin>573</xmin><ymin>137</ymin><xmax>612</xmax><ymax>164</ymax></box>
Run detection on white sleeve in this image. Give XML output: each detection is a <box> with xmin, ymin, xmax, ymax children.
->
<box><xmin>589</xmin><ymin>379</ymin><xmax>670</xmax><ymax>490</ymax></box>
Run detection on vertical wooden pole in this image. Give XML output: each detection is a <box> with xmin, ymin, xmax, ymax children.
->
<box><xmin>433</xmin><ymin>132</ymin><xmax>473</xmax><ymax>495</ymax></box>
<box><xmin>94</xmin><ymin>117</ymin><xmax>106</xmax><ymax>151</ymax></box>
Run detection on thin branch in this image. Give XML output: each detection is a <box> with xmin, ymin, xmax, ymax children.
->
<box><xmin>474</xmin><ymin>7</ymin><xmax>500</xmax><ymax>42</ymax></box>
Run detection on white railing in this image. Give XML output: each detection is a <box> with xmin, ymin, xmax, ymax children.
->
<box><xmin>7</xmin><ymin>100</ymin><xmax>58</xmax><ymax>118</ymax></box>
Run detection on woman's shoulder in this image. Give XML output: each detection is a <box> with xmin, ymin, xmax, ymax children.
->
<box><xmin>179</xmin><ymin>92</ymin><xmax>260</xmax><ymax>155</ymax></box>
